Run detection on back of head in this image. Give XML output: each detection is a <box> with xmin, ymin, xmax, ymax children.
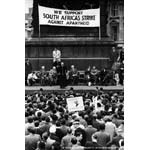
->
<box><xmin>37</xmin><ymin>141</ymin><xmax>45</xmax><ymax>150</ymax></box>
<box><xmin>51</xmin><ymin>141</ymin><xmax>61</xmax><ymax>150</ymax></box>
<box><xmin>45</xmin><ymin>117</ymin><xmax>50</xmax><ymax>123</ymax></box>
<box><xmin>99</xmin><ymin>123</ymin><xmax>105</xmax><ymax>131</ymax></box>
<box><xmin>28</xmin><ymin>116</ymin><xmax>33</xmax><ymax>123</ymax></box>
<box><xmin>42</xmin><ymin>132</ymin><xmax>49</xmax><ymax>141</ymax></box>
<box><xmin>56</xmin><ymin>121</ymin><xmax>61</xmax><ymax>127</ymax></box>
<box><xmin>87</xmin><ymin>119</ymin><xmax>93</xmax><ymax>126</ymax></box>
<box><xmin>61</xmin><ymin>119</ymin><xmax>66</xmax><ymax>126</ymax></box>
<box><xmin>34</xmin><ymin>121</ymin><xmax>39</xmax><ymax>127</ymax></box>
<box><xmin>28</xmin><ymin>126</ymin><xmax>35</xmax><ymax>134</ymax></box>
<box><xmin>67</xmin><ymin>128</ymin><xmax>72</xmax><ymax>134</ymax></box>
<box><xmin>71</xmin><ymin>137</ymin><xmax>77</xmax><ymax>145</ymax></box>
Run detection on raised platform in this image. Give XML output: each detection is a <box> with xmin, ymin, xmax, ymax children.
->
<box><xmin>25</xmin><ymin>85</ymin><xmax>124</xmax><ymax>94</ymax></box>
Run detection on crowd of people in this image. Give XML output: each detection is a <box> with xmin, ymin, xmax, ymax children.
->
<box><xmin>25</xmin><ymin>88</ymin><xmax>124</xmax><ymax>150</ymax></box>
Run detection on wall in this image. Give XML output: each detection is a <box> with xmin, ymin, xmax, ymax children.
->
<box><xmin>25</xmin><ymin>40</ymin><xmax>116</xmax><ymax>70</ymax></box>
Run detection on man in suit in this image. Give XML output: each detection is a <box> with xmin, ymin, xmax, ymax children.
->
<box><xmin>85</xmin><ymin>134</ymin><xmax>103</xmax><ymax>150</ymax></box>
<box><xmin>57</xmin><ymin>62</ymin><xmax>67</xmax><ymax>88</ymax></box>
<box><xmin>84</xmin><ymin>119</ymin><xmax>97</xmax><ymax>142</ymax></box>
<box><xmin>92</xmin><ymin>123</ymin><xmax>110</xmax><ymax>147</ymax></box>
<box><xmin>25</xmin><ymin>127</ymin><xmax>41</xmax><ymax>150</ymax></box>
<box><xmin>61</xmin><ymin>128</ymin><xmax>75</xmax><ymax>150</ymax></box>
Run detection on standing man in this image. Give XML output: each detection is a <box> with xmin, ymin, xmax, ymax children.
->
<box><xmin>52</xmin><ymin>48</ymin><xmax>61</xmax><ymax>67</ymax></box>
<box><xmin>57</xmin><ymin>62</ymin><xmax>67</xmax><ymax>88</ymax></box>
<box><xmin>25</xmin><ymin>59</ymin><xmax>32</xmax><ymax>85</ymax></box>
<box><xmin>92</xmin><ymin>123</ymin><xmax>110</xmax><ymax>147</ymax></box>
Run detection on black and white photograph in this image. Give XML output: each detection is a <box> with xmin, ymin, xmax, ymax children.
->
<box><xmin>25</xmin><ymin>0</ymin><xmax>124</xmax><ymax>150</ymax></box>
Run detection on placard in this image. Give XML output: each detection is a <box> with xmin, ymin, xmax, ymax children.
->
<box><xmin>66</xmin><ymin>96</ymin><xmax>84</xmax><ymax>112</ymax></box>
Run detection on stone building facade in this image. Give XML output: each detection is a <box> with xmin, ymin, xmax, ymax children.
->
<box><xmin>107</xmin><ymin>0</ymin><xmax>124</xmax><ymax>47</ymax></box>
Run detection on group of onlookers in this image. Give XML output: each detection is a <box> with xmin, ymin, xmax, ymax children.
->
<box><xmin>25</xmin><ymin>47</ymin><xmax>124</xmax><ymax>87</ymax></box>
<box><xmin>25</xmin><ymin>88</ymin><xmax>124</xmax><ymax>150</ymax></box>
<box><xmin>25</xmin><ymin>60</ymin><xmax>124</xmax><ymax>87</ymax></box>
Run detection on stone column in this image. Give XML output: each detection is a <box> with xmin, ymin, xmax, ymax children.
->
<box><xmin>31</xmin><ymin>0</ymin><xmax>39</xmax><ymax>37</ymax></box>
<box><xmin>99</xmin><ymin>0</ymin><xmax>109</xmax><ymax>38</ymax></box>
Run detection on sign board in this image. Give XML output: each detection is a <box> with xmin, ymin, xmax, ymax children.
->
<box><xmin>93</xmin><ymin>96</ymin><xmax>98</xmax><ymax>111</ymax></box>
<box><xmin>38</xmin><ymin>6</ymin><xmax>100</xmax><ymax>27</ymax></box>
<box><xmin>66</xmin><ymin>96</ymin><xmax>85</xmax><ymax>112</ymax></box>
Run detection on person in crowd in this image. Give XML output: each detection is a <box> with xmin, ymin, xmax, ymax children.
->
<box><xmin>70</xmin><ymin>137</ymin><xmax>84</xmax><ymax>150</ymax></box>
<box><xmin>74</xmin><ymin>125</ymin><xmax>86</xmax><ymax>146</ymax></box>
<box><xmin>85</xmin><ymin>134</ymin><xmax>102</xmax><ymax>150</ymax></box>
<box><xmin>57</xmin><ymin>62</ymin><xmax>68</xmax><ymax>88</ymax></box>
<box><xmin>90</xmin><ymin>66</ymin><xmax>99</xmax><ymax>85</ymax></box>
<box><xmin>53</xmin><ymin>48</ymin><xmax>61</xmax><ymax>67</ymax></box>
<box><xmin>51</xmin><ymin>141</ymin><xmax>62</xmax><ymax>150</ymax></box>
<box><xmin>68</xmin><ymin>65</ymin><xmax>79</xmax><ymax>85</ymax></box>
<box><xmin>27</xmin><ymin>71</ymin><xmax>38</xmax><ymax>86</ymax></box>
<box><xmin>42</xmin><ymin>132</ymin><xmax>55</xmax><ymax>150</ymax></box>
<box><xmin>49</xmin><ymin>66</ymin><xmax>58</xmax><ymax>85</ymax></box>
<box><xmin>78</xmin><ymin>112</ymin><xmax>87</xmax><ymax>128</ymax></box>
<box><xmin>104</xmin><ymin>116</ymin><xmax>117</xmax><ymax>141</ymax></box>
<box><xmin>84</xmin><ymin>119</ymin><xmax>97</xmax><ymax>142</ymax></box>
<box><xmin>92</xmin><ymin>123</ymin><xmax>110</xmax><ymax>147</ymax></box>
<box><xmin>71</xmin><ymin>119</ymin><xmax>84</xmax><ymax>134</ymax></box>
<box><xmin>61</xmin><ymin>128</ymin><xmax>75</xmax><ymax>150</ymax></box>
<box><xmin>25</xmin><ymin>127</ymin><xmax>41</xmax><ymax>150</ymax></box>
<box><xmin>55</xmin><ymin>121</ymin><xmax>65</xmax><ymax>142</ymax></box>
<box><xmin>25</xmin><ymin>116</ymin><xmax>34</xmax><ymax>135</ymax></box>
<box><xmin>92</xmin><ymin>114</ymin><xmax>101</xmax><ymax>131</ymax></box>
<box><xmin>37</xmin><ymin>117</ymin><xmax>51</xmax><ymax>136</ymax></box>
<box><xmin>60</xmin><ymin>119</ymin><xmax>69</xmax><ymax>136</ymax></box>
<box><xmin>112</xmin><ymin>114</ymin><xmax>124</xmax><ymax>128</ymax></box>
<box><xmin>36</xmin><ymin>140</ymin><xmax>46</xmax><ymax>150</ymax></box>
<box><xmin>107</xmin><ymin>127</ymin><xmax>124</xmax><ymax>149</ymax></box>
<box><xmin>25</xmin><ymin>59</ymin><xmax>33</xmax><ymax>85</ymax></box>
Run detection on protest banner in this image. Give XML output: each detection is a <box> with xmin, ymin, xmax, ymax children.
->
<box><xmin>38</xmin><ymin>5</ymin><xmax>100</xmax><ymax>27</ymax></box>
<box><xmin>66</xmin><ymin>96</ymin><xmax>84</xmax><ymax>112</ymax></box>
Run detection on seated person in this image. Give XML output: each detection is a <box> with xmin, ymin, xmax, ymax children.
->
<box><xmin>27</xmin><ymin>72</ymin><xmax>38</xmax><ymax>86</ymax></box>
<box><xmin>99</xmin><ymin>68</ymin><xmax>107</xmax><ymax>85</ymax></box>
<box><xmin>85</xmin><ymin>66</ymin><xmax>91</xmax><ymax>86</ymax></box>
<box><xmin>40</xmin><ymin>66</ymin><xmax>47</xmax><ymax>86</ymax></box>
<box><xmin>68</xmin><ymin>65</ymin><xmax>79</xmax><ymax>85</ymax></box>
<box><xmin>102</xmin><ymin>70</ymin><xmax>115</xmax><ymax>86</ymax></box>
<box><xmin>90</xmin><ymin>66</ymin><xmax>99</xmax><ymax>85</ymax></box>
<box><xmin>49</xmin><ymin>66</ymin><xmax>58</xmax><ymax>85</ymax></box>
